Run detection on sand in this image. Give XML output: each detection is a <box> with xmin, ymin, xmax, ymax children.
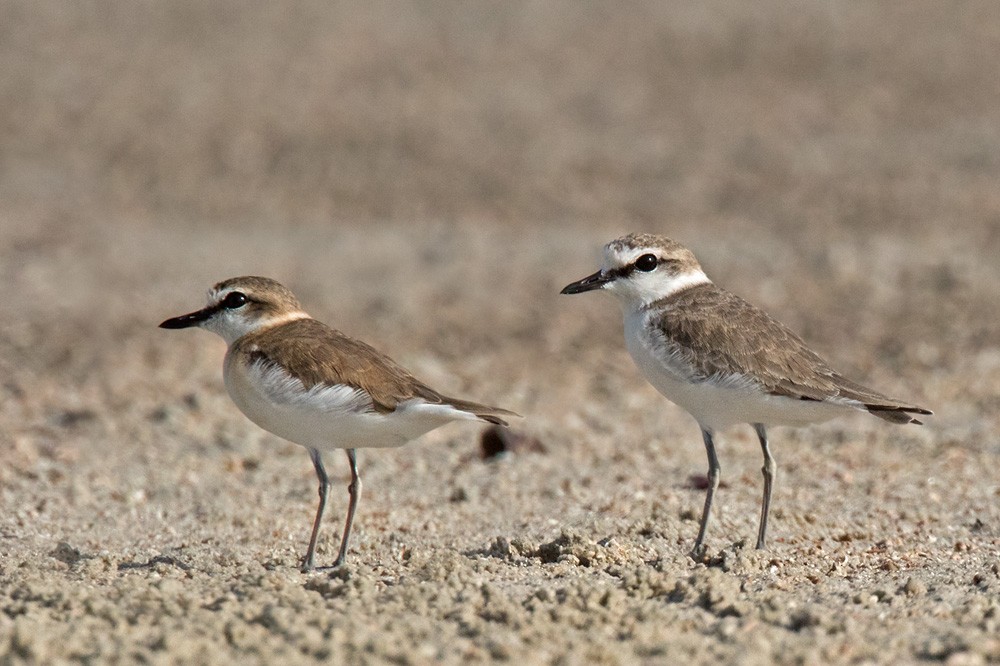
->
<box><xmin>2</xmin><ymin>2</ymin><xmax>999</xmax><ymax>664</ymax></box>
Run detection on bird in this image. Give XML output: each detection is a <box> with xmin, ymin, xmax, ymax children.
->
<box><xmin>160</xmin><ymin>276</ymin><xmax>516</xmax><ymax>571</ymax></box>
<box><xmin>560</xmin><ymin>233</ymin><xmax>931</xmax><ymax>557</ymax></box>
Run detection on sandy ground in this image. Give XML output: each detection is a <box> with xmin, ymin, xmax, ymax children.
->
<box><xmin>2</xmin><ymin>2</ymin><xmax>1000</xmax><ymax>664</ymax></box>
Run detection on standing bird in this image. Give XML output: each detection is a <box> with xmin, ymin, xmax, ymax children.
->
<box><xmin>561</xmin><ymin>234</ymin><xmax>930</xmax><ymax>556</ymax></box>
<box><xmin>161</xmin><ymin>276</ymin><xmax>515</xmax><ymax>571</ymax></box>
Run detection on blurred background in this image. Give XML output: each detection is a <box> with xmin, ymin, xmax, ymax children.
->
<box><xmin>3</xmin><ymin>0</ymin><xmax>998</xmax><ymax>409</ymax></box>
<box><xmin>4</xmin><ymin>1</ymin><xmax>999</xmax><ymax>232</ymax></box>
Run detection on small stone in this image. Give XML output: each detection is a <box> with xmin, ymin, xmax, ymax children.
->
<box><xmin>50</xmin><ymin>542</ymin><xmax>83</xmax><ymax>565</ymax></box>
<box><xmin>902</xmin><ymin>577</ymin><xmax>927</xmax><ymax>597</ymax></box>
<box><xmin>480</xmin><ymin>426</ymin><xmax>546</xmax><ymax>459</ymax></box>
<box><xmin>54</xmin><ymin>409</ymin><xmax>96</xmax><ymax>428</ymax></box>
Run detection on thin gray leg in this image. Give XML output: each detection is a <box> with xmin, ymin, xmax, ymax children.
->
<box><xmin>332</xmin><ymin>448</ymin><xmax>361</xmax><ymax>568</ymax></box>
<box><xmin>753</xmin><ymin>423</ymin><xmax>776</xmax><ymax>550</ymax></box>
<box><xmin>691</xmin><ymin>428</ymin><xmax>721</xmax><ymax>557</ymax></box>
<box><xmin>301</xmin><ymin>448</ymin><xmax>329</xmax><ymax>572</ymax></box>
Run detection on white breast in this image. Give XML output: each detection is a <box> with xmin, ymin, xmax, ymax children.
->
<box><xmin>623</xmin><ymin>310</ymin><xmax>849</xmax><ymax>431</ymax></box>
<box><xmin>222</xmin><ymin>352</ymin><xmax>480</xmax><ymax>451</ymax></box>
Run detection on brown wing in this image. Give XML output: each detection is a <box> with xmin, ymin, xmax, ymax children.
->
<box><xmin>653</xmin><ymin>285</ymin><xmax>931</xmax><ymax>420</ymax></box>
<box><xmin>239</xmin><ymin>318</ymin><xmax>515</xmax><ymax>423</ymax></box>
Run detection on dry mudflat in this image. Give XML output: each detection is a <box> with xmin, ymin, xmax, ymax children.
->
<box><xmin>1</xmin><ymin>221</ymin><xmax>998</xmax><ymax>665</ymax></box>
<box><xmin>2</xmin><ymin>2</ymin><xmax>1000</xmax><ymax>664</ymax></box>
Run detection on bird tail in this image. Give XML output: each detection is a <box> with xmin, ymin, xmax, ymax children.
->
<box><xmin>865</xmin><ymin>404</ymin><xmax>933</xmax><ymax>425</ymax></box>
<box><xmin>443</xmin><ymin>397</ymin><xmax>520</xmax><ymax>427</ymax></box>
<box><xmin>831</xmin><ymin>374</ymin><xmax>932</xmax><ymax>425</ymax></box>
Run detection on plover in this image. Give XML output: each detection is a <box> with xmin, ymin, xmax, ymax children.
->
<box><xmin>160</xmin><ymin>276</ymin><xmax>516</xmax><ymax>571</ymax></box>
<box><xmin>561</xmin><ymin>233</ymin><xmax>931</xmax><ymax>556</ymax></box>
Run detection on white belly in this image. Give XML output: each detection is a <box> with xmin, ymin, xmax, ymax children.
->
<box><xmin>223</xmin><ymin>352</ymin><xmax>474</xmax><ymax>451</ymax></box>
<box><xmin>624</xmin><ymin>312</ymin><xmax>846</xmax><ymax>432</ymax></box>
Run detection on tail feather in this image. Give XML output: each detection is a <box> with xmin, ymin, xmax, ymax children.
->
<box><xmin>477</xmin><ymin>413</ymin><xmax>512</xmax><ymax>427</ymax></box>
<box><xmin>865</xmin><ymin>403</ymin><xmax>932</xmax><ymax>425</ymax></box>
<box><xmin>443</xmin><ymin>396</ymin><xmax>520</xmax><ymax>427</ymax></box>
<box><xmin>829</xmin><ymin>373</ymin><xmax>931</xmax><ymax>426</ymax></box>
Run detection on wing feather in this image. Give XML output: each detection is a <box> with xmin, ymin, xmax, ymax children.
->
<box><xmin>650</xmin><ymin>285</ymin><xmax>930</xmax><ymax>419</ymax></box>
<box><xmin>236</xmin><ymin>318</ymin><xmax>516</xmax><ymax>422</ymax></box>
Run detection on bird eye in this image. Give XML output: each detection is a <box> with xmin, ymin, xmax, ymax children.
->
<box><xmin>221</xmin><ymin>291</ymin><xmax>248</xmax><ymax>309</ymax></box>
<box><xmin>634</xmin><ymin>254</ymin><xmax>658</xmax><ymax>272</ymax></box>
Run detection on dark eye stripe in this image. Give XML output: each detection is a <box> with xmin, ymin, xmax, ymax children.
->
<box><xmin>610</xmin><ymin>255</ymin><xmax>683</xmax><ymax>280</ymax></box>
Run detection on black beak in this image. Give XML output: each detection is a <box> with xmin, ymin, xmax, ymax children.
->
<box><xmin>560</xmin><ymin>270</ymin><xmax>613</xmax><ymax>295</ymax></box>
<box><xmin>159</xmin><ymin>306</ymin><xmax>216</xmax><ymax>329</ymax></box>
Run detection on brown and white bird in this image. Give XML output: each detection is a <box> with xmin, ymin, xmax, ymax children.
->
<box><xmin>160</xmin><ymin>276</ymin><xmax>515</xmax><ymax>571</ymax></box>
<box><xmin>561</xmin><ymin>234</ymin><xmax>931</xmax><ymax>556</ymax></box>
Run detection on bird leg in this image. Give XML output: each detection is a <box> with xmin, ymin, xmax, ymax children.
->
<box><xmin>753</xmin><ymin>423</ymin><xmax>776</xmax><ymax>549</ymax></box>
<box><xmin>301</xmin><ymin>447</ymin><xmax>329</xmax><ymax>572</ymax></box>
<box><xmin>691</xmin><ymin>428</ymin><xmax>721</xmax><ymax>559</ymax></box>
<box><xmin>332</xmin><ymin>448</ymin><xmax>361</xmax><ymax>568</ymax></box>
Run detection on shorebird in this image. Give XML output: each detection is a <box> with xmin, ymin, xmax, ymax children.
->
<box><xmin>561</xmin><ymin>234</ymin><xmax>931</xmax><ymax>556</ymax></box>
<box><xmin>161</xmin><ymin>276</ymin><xmax>515</xmax><ymax>571</ymax></box>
